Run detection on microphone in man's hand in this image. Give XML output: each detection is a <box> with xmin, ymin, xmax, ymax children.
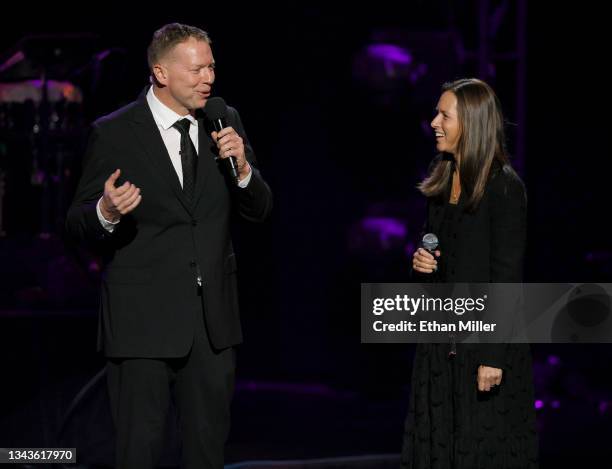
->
<box><xmin>421</xmin><ymin>233</ymin><xmax>439</xmax><ymax>274</ymax></box>
<box><xmin>204</xmin><ymin>97</ymin><xmax>239</xmax><ymax>183</ymax></box>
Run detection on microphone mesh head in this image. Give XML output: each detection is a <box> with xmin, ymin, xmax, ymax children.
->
<box><xmin>422</xmin><ymin>233</ymin><xmax>439</xmax><ymax>251</ymax></box>
<box><xmin>204</xmin><ymin>97</ymin><xmax>227</xmax><ymax>120</ymax></box>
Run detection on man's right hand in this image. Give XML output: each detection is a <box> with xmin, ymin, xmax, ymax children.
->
<box><xmin>100</xmin><ymin>169</ymin><xmax>142</xmax><ymax>222</ymax></box>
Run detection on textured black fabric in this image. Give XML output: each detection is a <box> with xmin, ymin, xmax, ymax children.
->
<box><xmin>401</xmin><ymin>158</ymin><xmax>538</xmax><ymax>468</ymax></box>
<box><xmin>401</xmin><ymin>342</ymin><xmax>538</xmax><ymax>469</ymax></box>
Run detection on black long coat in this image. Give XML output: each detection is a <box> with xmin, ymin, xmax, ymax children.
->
<box><xmin>401</xmin><ymin>155</ymin><xmax>539</xmax><ymax>468</ymax></box>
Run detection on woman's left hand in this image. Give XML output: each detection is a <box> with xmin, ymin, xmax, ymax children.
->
<box><xmin>477</xmin><ymin>365</ymin><xmax>503</xmax><ymax>392</ymax></box>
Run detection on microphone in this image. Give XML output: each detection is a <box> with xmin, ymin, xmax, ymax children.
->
<box><xmin>421</xmin><ymin>232</ymin><xmax>440</xmax><ymax>280</ymax></box>
<box><xmin>421</xmin><ymin>232</ymin><xmax>439</xmax><ymax>254</ymax></box>
<box><xmin>204</xmin><ymin>97</ymin><xmax>239</xmax><ymax>183</ymax></box>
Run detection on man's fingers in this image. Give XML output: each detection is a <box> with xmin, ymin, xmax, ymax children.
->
<box><xmin>116</xmin><ymin>187</ymin><xmax>140</xmax><ymax>210</ymax></box>
<box><xmin>111</xmin><ymin>181</ymin><xmax>134</xmax><ymax>198</ymax></box>
<box><xmin>108</xmin><ymin>169</ymin><xmax>121</xmax><ymax>183</ymax></box>
<box><xmin>119</xmin><ymin>194</ymin><xmax>142</xmax><ymax>215</ymax></box>
<box><xmin>115</xmin><ymin>187</ymin><xmax>140</xmax><ymax>209</ymax></box>
<box><xmin>100</xmin><ymin>171</ymin><xmax>142</xmax><ymax>219</ymax></box>
<box><xmin>105</xmin><ymin>180</ymin><xmax>130</xmax><ymax>199</ymax></box>
<box><xmin>215</xmin><ymin>127</ymin><xmax>236</xmax><ymax>141</ymax></box>
<box><xmin>104</xmin><ymin>169</ymin><xmax>121</xmax><ymax>190</ymax></box>
<box><xmin>219</xmin><ymin>134</ymin><xmax>242</xmax><ymax>146</ymax></box>
<box><xmin>220</xmin><ymin>141</ymin><xmax>241</xmax><ymax>154</ymax></box>
<box><xmin>218</xmin><ymin>136</ymin><xmax>243</xmax><ymax>157</ymax></box>
<box><xmin>110</xmin><ymin>183</ymin><xmax>138</xmax><ymax>205</ymax></box>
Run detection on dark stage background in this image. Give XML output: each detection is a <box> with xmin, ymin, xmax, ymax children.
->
<box><xmin>0</xmin><ymin>2</ymin><xmax>609</xmax><ymax>468</ymax></box>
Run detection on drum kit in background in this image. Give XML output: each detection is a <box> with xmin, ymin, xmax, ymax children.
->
<box><xmin>0</xmin><ymin>34</ymin><xmax>125</xmax><ymax>237</ymax></box>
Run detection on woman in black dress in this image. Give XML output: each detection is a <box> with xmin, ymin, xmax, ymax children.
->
<box><xmin>400</xmin><ymin>78</ymin><xmax>538</xmax><ymax>469</ymax></box>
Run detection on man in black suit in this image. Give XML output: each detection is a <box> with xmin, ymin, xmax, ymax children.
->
<box><xmin>66</xmin><ymin>23</ymin><xmax>272</xmax><ymax>469</ymax></box>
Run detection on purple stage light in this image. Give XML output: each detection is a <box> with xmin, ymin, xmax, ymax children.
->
<box><xmin>359</xmin><ymin>216</ymin><xmax>407</xmax><ymax>250</ymax></box>
<box><xmin>366</xmin><ymin>44</ymin><xmax>413</xmax><ymax>65</ymax></box>
<box><xmin>362</xmin><ymin>217</ymin><xmax>407</xmax><ymax>237</ymax></box>
<box><xmin>599</xmin><ymin>401</ymin><xmax>608</xmax><ymax>414</ymax></box>
<box><xmin>535</xmin><ymin>400</ymin><xmax>544</xmax><ymax>409</ymax></box>
<box><xmin>547</xmin><ymin>355</ymin><xmax>560</xmax><ymax>366</ymax></box>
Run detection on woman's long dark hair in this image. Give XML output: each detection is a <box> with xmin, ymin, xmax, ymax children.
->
<box><xmin>418</xmin><ymin>78</ymin><xmax>510</xmax><ymax>211</ymax></box>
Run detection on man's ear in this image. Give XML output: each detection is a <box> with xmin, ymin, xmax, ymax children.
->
<box><xmin>152</xmin><ymin>64</ymin><xmax>168</xmax><ymax>86</ymax></box>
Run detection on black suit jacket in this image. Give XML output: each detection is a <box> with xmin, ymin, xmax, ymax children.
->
<box><xmin>66</xmin><ymin>91</ymin><xmax>272</xmax><ymax>357</ymax></box>
<box><xmin>416</xmin><ymin>154</ymin><xmax>527</xmax><ymax>368</ymax></box>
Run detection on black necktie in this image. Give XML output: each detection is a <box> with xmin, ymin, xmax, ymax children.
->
<box><xmin>172</xmin><ymin>118</ymin><xmax>197</xmax><ymax>203</ymax></box>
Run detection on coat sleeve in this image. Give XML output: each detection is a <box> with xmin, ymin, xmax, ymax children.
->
<box><xmin>489</xmin><ymin>169</ymin><xmax>527</xmax><ymax>282</ymax></box>
<box><xmin>227</xmin><ymin>106</ymin><xmax>273</xmax><ymax>223</ymax></box>
<box><xmin>476</xmin><ymin>168</ymin><xmax>527</xmax><ymax>369</ymax></box>
<box><xmin>65</xmin><ymin>124</ymin><xmax>118</xmax><ymax>244</ymax></box>
<box><xmin>409</xmin><ymin>154</ymin><xmax>443</xmax><ymax>281</ymax></box>
<box><xmin>409</xmin><ymin>199</ymin><xmax>430</xmax><ymax>281</ymax></box>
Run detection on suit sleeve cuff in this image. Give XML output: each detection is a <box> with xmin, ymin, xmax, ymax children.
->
<box><xmin>96</xmin><ymin>197</ymin><xmax>120</xmax><ymax>233</ymax></box>
<box><xmin>237</xmin><ymin>164</ymin><xmax>253</xmax><ymax>188</ymax></box>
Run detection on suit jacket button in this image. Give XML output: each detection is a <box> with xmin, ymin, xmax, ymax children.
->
<box><xmin>189</xmin><ymin>261</ymin><xmax>196</xmax><ymax>268</ymax></box>
<box><xmin>191</xmin><ymin>220</ymin><xmax>197</xmax><ymax>227</ymax></box>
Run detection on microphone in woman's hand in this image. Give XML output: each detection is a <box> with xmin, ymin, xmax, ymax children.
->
<box><xmin>422</xmin><ymin>233</ymin><xmax>439</xmax><ymax>254</ymax></box>
<box><xmin>421</xmin><ymin>233</ymin><xmax>440</xmax><ymax>278</ymax></box>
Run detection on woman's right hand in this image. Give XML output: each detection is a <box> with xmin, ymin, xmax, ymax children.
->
<box><xmin>412</xmin><ymin>248</ymin><xmax>440</xmax><ymax>274</ymax></box>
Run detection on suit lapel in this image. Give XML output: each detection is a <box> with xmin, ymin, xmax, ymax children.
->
<box><xmin>129</xmin><ymin>97</ymin><xmax>193</xmax><ymax>215</ymax></box>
